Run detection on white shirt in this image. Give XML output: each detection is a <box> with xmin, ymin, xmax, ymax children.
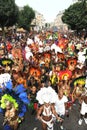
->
<box><xmin>78</xmin><ymin>51</ymin><xmax>85</xmax><ymax>64</ymax></box>
<box><xmin>55</xmin><ymin>95</ymin><xmax>68</xmax><ymax>115</ymax></box>
<box><xmin>80</xmin><ymin>100</ymin><xmax>87</xmax><ymax>115</ymax></box>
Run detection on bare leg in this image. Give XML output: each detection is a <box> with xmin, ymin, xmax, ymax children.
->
<box><xmin>42</xmin><ymin>122</ymin><xmax>48</xmax><ymax>130</ymax></box>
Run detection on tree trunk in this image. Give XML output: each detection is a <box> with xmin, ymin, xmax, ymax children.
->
<box><xmin>2</xmin><ymin>26</ymin><xmax>5</xmax><ymax>39</ymax></box>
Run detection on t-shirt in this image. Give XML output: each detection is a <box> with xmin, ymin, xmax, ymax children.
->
<box><xmin>55</xmin><ymin>95</ymin><xmax>68</xmax><ymax>115</ymax></box>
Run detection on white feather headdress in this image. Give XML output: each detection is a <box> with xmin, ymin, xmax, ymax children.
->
<box><xmin>36</xmin><ymin>86</ymin><xmax>57</xmax><ymax>104</ymax></box>
<box><xmin>0</xmin><ymin>73</ymin><xmax>11</xmax><ymax>88</ymax></box>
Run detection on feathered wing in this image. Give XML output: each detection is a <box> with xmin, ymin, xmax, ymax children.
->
<box><xmin>0</xmin><ymin>73</ymin><xmax>30</xmax><ymax>119</ymax></box>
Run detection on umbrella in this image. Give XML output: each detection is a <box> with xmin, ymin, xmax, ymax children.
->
<box><xmin>0</xmin><ymin>58</ymin><xmax>14</xmax><ymax>66</ymax></box>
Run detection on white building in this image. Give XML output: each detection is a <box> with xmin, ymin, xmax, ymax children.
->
<box><xmin>31</xmin><ymin>11</ymin><xmax>45</xmax><ymax>31</ymax></box>
<box><xmin>53</xmin><ymin>11</ymin><xmax>68</xmax><ymax>31</ymax></box>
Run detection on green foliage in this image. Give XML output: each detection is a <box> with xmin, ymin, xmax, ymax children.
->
<box><xmin>0</xmin><ymin>0</ymin><xmax>19</xmax><ymax>28</ymax></box>
<box><xmin>62</xmin><ymin>1</ymin><xmax>87</xmax><ymax>32</ymax></box>
<box><xmin>18</xmin><ymin>5</ymin><xmax>35</xmax><ymax>31</ymax></box>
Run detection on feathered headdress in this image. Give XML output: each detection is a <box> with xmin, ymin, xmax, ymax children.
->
<box><xmin>58</xmin><ymin>70</ymin><xmax>72</xmax><ymax>80</ymax></box>
<box><xmin>67</xmin><ymin>58</ymin><xmax>77</xmax><ymax>67</ymax></box>
<box><xmin>0</xmin><ymin>58</ymin><xmax>14</xmax><ymax>67</ymax></box>
<box><xmin>0</xmin><ymin>73</ymin><xmax>30</xmax><ymax>118</ymax></box>
<box><xmin>29</xmin><ymin>67</ymin><xmax>41</xmax><ymax>77</ymax></box>
<box><xmin>70</xmin><ymin>76</ymin><xmax>86</xmax><ymax>88</ymax></box>
<box><xmin>36</xmin><ymin>87</ymin><xmax>57</xmax><ymax>105</ymax></box>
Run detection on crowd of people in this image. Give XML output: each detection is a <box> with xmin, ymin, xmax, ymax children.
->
<box><xmin>0</xmin><ymin>29</ymin><xmax>87</xmax><ymax>130</ymax></box>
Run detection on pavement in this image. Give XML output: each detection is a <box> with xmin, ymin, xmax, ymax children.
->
<box><xmin>0</xmin><ymin>101</ymin><xmax>87</xmax><ymax>130</ymax></box>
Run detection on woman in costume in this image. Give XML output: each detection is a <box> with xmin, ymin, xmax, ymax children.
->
<box><xmin>0</xmin><ymin>73</ymin><xmax>30</xmax><ymax>130</ymax></box>
<box><xmin>2</xmin><ymin>95</ymin><xmax>19</xmax><ymax>130</ymax></box>
<box><xmin>36</xmin><ymin>87</ymin><xmax>62</xmax><ymax>130</ymax></box>
<box><xmin>71</xmin><ymin>76</ymin><xmax>86</xmax><ymax>102</ymax></box>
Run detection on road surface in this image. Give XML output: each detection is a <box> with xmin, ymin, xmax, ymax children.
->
<box><xmin>0</xmin><ymin>100</ymin><xmax>87</xmax><ymax>130</ymax></box>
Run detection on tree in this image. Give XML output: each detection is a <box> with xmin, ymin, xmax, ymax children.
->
<box><xmin>18</xmin><ymin>5</ymin><xmax>35</xmax><ymax>31</ymax></box>
<box><xmin>62</xmin><ymin>0</ymin><xmax>87</xmax><ymax>33</ymax></box>
<box><xmin>0</xmin><ymin>0</ymin><xmax>19</xmax><ymax>37</ymax></box>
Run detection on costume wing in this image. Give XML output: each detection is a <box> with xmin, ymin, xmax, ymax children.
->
<box><xmin>0</xmin><ymin>73</ymin><xmax>30</xmax><ymax>119</ymax></box>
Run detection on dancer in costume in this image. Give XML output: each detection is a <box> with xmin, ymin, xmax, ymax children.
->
<box><xmin>36</xmin><ymin>87</ymin><xmax>62</xmax><ymax>130</ymax></box>
<box><xmin>0</xmin><ymin>73</ymin><xmax>30</xmax><ymax>130</ymax></box>
<box><xmin>2</xmin><ymin>95</ymin><xmax>19</xmax><ymax>130</ymax></box>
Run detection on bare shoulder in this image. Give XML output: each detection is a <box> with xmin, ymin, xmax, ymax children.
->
<box><xmin>38</xmin><ymin>105</ymin><xmax>44</xmax><ymax>111</ymax></box>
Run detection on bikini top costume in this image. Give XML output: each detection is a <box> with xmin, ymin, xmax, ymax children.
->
<box><xmin>42</xmin><ymin>105</ymin><xmax>52</xmax><ymax>117</ymax></box>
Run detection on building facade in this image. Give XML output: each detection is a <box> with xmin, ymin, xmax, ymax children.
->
<box><xmin>53</xmin><ymin>11</ymin><xmax>68</xmax><ymax>32</ymax></box>
<box><xmin>31</xmin><ymin>11</ymin><xmax>45</xmax><ymax>31</ymax></box>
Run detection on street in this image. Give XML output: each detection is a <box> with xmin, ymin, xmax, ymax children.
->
<box><xmin>0</xmin><ymin>100</ymin><xmax>87</xmax><ymax>130</ymax></box>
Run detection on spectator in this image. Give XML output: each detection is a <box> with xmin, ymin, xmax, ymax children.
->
<box><xmin>55</xmin><ymin>88</ymin><xmax>68</xmax><ymax>130</ymax></box>
<box><xmin>78</xmin><ymin>95</ymin><xmax>87</xmax><ymax>125</ymax></box>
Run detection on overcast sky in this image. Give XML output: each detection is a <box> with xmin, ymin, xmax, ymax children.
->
<box><xmin>15</xmin><ymin>0</ymin><xmax>73</xmax><ymax>22</ymax></box>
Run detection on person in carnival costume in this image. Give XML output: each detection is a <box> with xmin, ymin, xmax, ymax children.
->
<box><xmin>36</xmin><ymin>86</ymin><xmax>63</xmax><ymax>130</ymax></box>
<box><xmin>0</xmin><ymin>73</ymin><xmax>30</xmax><ymax>130</ymax></box>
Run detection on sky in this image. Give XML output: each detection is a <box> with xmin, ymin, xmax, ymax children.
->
<box><xmin>15</xmin><ymin>0</ymin><xmax>73</xmax><ymax>23</ymax></box>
